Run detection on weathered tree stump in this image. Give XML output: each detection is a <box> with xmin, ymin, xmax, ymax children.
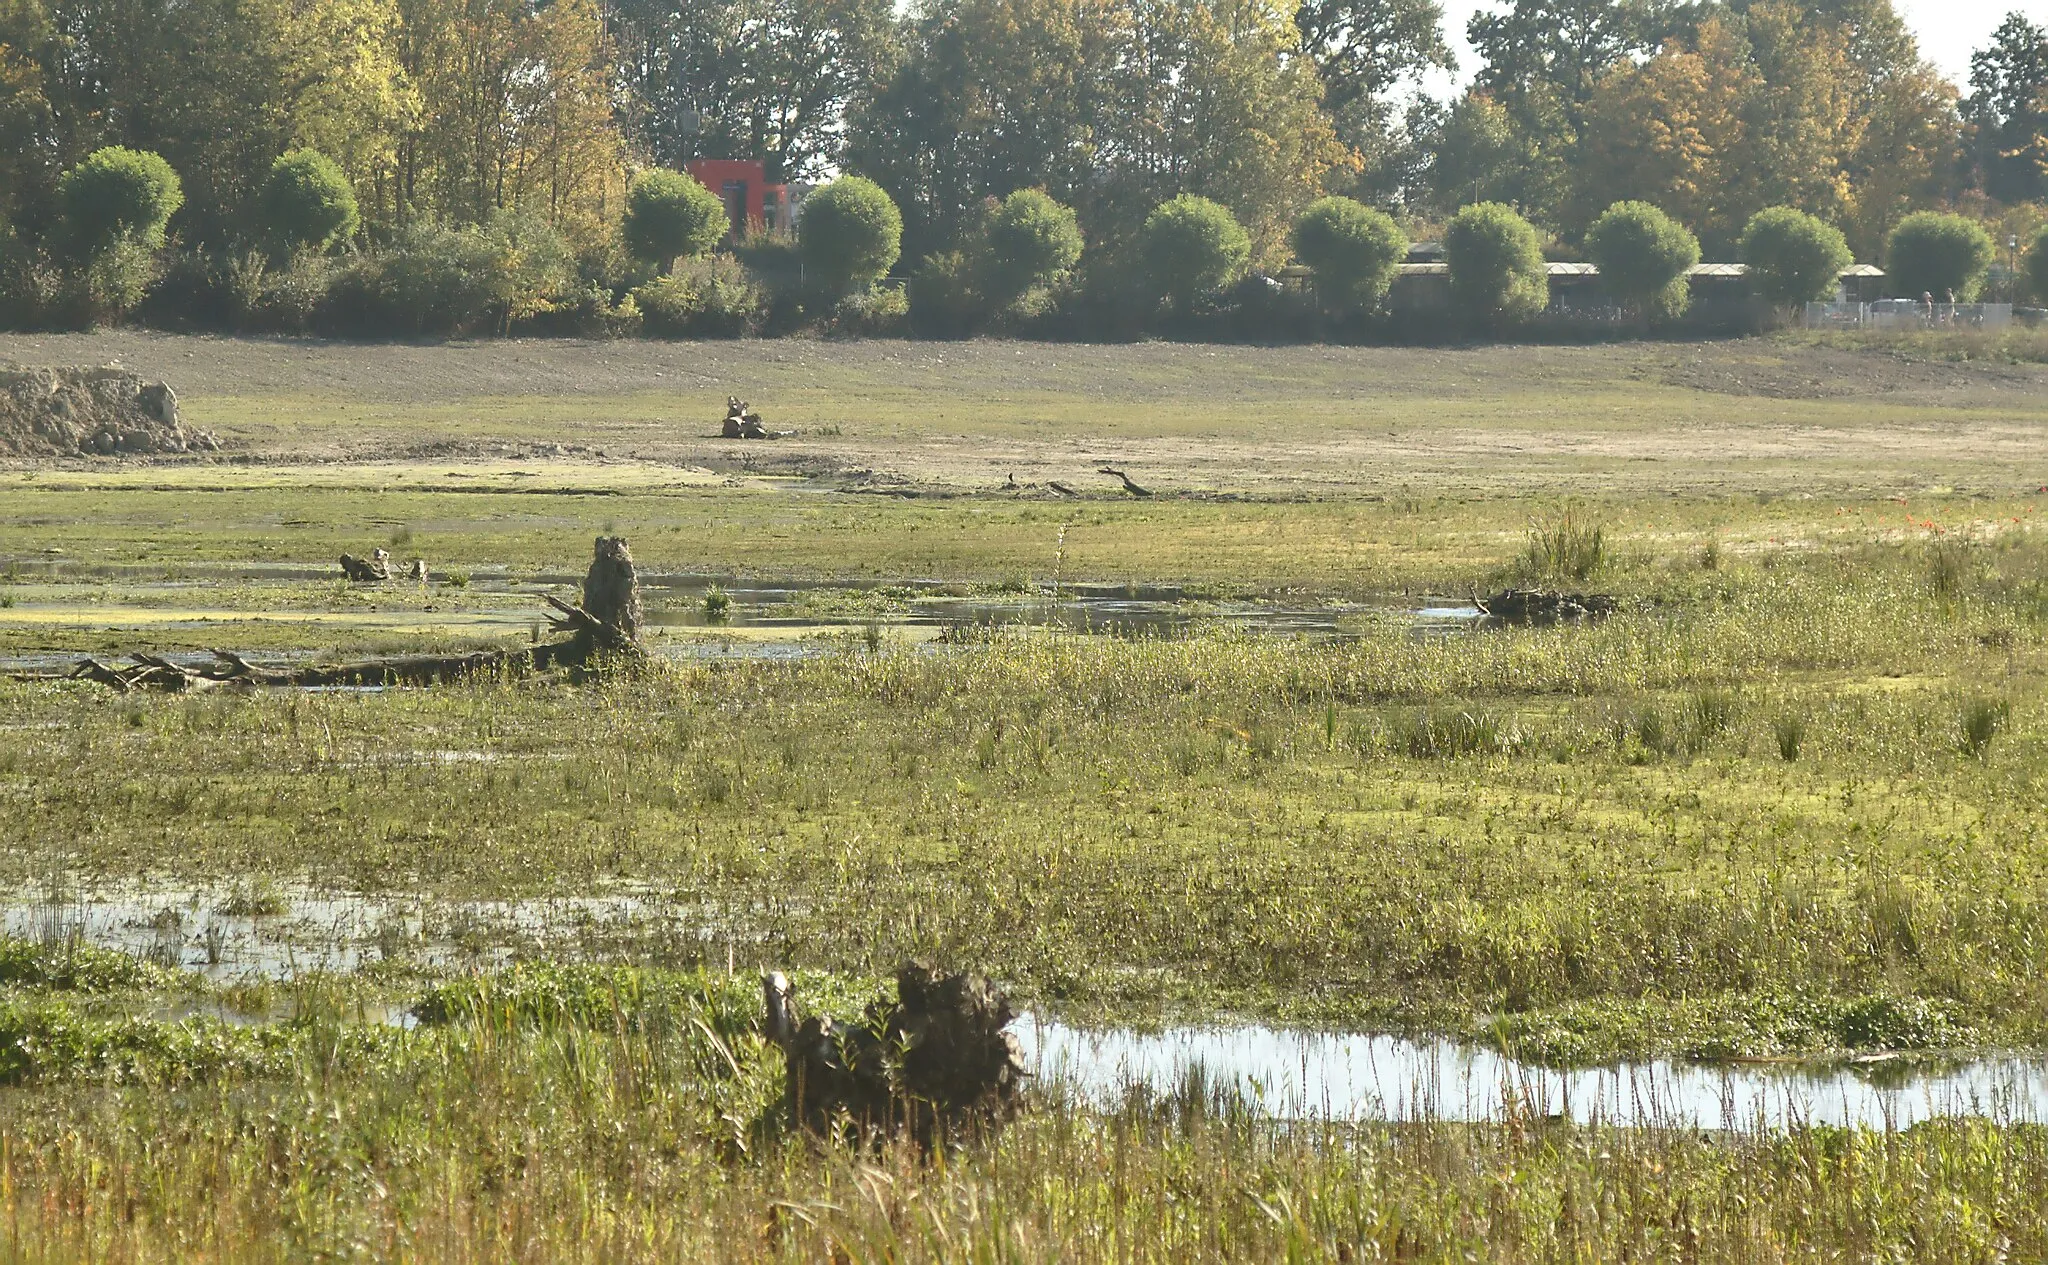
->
<box><xmin>577</xmin><ymin>535</ymin><xmax>641</xmax><ymax>653</ymax></box>
<box><xmin>764</xmin><ymin>963</ymin><xmax>1026</xmax><ymax>1149</ymax></box>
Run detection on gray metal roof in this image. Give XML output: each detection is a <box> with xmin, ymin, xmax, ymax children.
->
<box><xmin>1390</xmin><ymin>261</ymin><xmax>1883</xmax><ymax>280</ymax></box>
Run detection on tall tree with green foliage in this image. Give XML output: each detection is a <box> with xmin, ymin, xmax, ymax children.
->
<box><xmin>1293</xmin><ymin>0</ymin><xmax>1452</xmax><ymax>177</ymax></box>
<box><xmin>1584</xmin><ymin>199</ymin><xmax>1698</xmax><ymax>318</ymax></box>
<box><xmin>854</xmin><ymin>0</ymin><xmax>1345</xmax><ymax>263</ymax></box>
<box><xmin>800</xmin><ymin>175</ymin><xmax>902</xmax><ymax>296</ymax></box>
<box><xmin>2024</xmin><ymin>224</ymin><xmax>2048</xmax><ymax>303</ymax></box>
<box><xmin>1467</xmin><ymin>0</ymin><xmax>1678</xmax><ymax>141</ymax></box>
<box><xmin>1884</xmin><ymin>211</ymin><xmax>1995</xmax><ymax>299</ymax></box>
<box><xmin>849</xmin><ymin>0</ymin><xmax>1116</xmax><ymax>259</ymax></box>
<box><xmin>1738</xmin><ymin>205</ymin><xmax>1852</xmax><ymax>304</ymax></box>
<box><xmin>623</xmin><ymin>168</ymin><xmax>728</xmax><ymax>272</ymax></box>
<box><xmin>1290</xmin><ymin>196</ymin><xmax>1406</xmax><ymax>312</ymax></box>
<box><xmin>1444</xmin><ymin>200</ymin><xmax>1548</xmax><ymax>323</ymax></box>
<box><xmin>1966</xmin><ymin>13</ymin><xmax>2048</xmax><ymax>204</ymax></box>
<box><xmin>606</xmin><ymin>0</ymin><xmax>898</xmax><ymax>182</ymax></box>
<box><xmin>1413</xmin><ymin>90</ymin><xmax>1569</xmax><ymax>221</ymax></box>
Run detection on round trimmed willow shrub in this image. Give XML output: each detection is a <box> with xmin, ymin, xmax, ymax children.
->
<box><xmin>260</xmin><ymin>149</ymin><xmax>359</xmax><ymax>254</ymax></box>
<box><xmin>1138</xmin><ymin>194</ymin><xmax>1250</xmax><ymax>310</ymax></box>
<box><xmin>1290</xmin><ymin>196</ymin><xmax>1407</xmax><ymax>313</ymax></box>
<box><xmin>979</xmin><ymin>189</ymin><xmax>1083</xmax><ymax>306</ymax></box>
<box><xmin>799</xmin><ymin>176</ymin><xmax>903</xmax><ymax>298</ymax></box>
<box><xmin>1443</xmin><ymin>201</ymin><xmax>1547</xmax><ymax>323</ymax></box>
<box><xmin>1584</xmin><ymin>200</ymin><xmax>1699</xmax><ymax>320</ymax></box>
<box><xmin>1885</xmin><ymin>211</ymin><xmax>1995</xmax><ymax>301</ymax></box>
<box><xmin>1739</xmin><ymin>207</ymin><xmax>1851</xmax><ymax>306</ymax></box>
<box><xmin>59</xmin><ymin>147</ymin><xmax>183</xmax><ymax>257</ymax></box>
<box><xmin>624</xmin><ymin>169</ymin><xmax>728</xmax><ymax>271</ymax></box>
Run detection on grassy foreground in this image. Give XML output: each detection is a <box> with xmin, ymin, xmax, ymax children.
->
<box><xmin>2</xmin><ymin>944</ymin><xmax>2044</xmax><ymax>1262</ymax></box>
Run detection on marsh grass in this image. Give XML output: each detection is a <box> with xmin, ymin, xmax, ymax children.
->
<box><xmin>1772</xmin><ymin>712</ymin><xmax>1806</xmax><ymax>761</ymax></box>
<box><xmin>1927</xmin><ymin>535</ymin><xmax>1977</xmax><ymax>597</ymax></box>
<box><xmin>1960</xmin><ymin>695</ymin><xmax>2009</xmax><ymax>758</ymax></box>
<box><xmin>1523</xmin><ymin>508</ymin><xmax>1606</xmax><ymax>583</ymax></box>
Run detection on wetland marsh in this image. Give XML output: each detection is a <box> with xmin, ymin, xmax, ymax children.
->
<box><xmin>4</xmin><ymin>331</ymin><xmax>2048</xmax><ymax>1259</ymax></box>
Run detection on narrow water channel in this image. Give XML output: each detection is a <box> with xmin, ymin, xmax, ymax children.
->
<box><xmin>1016</xmin><ymin>1021</ymin><xmax>2048</xmax><ymax>1129</ymax></box>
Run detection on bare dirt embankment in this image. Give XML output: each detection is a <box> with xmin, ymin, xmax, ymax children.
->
<box><xmin>0</xmin><ymin>332</ymin><xmax>2043</xmax><ymax>499</ymax></box>
<box><xmin>1</xmin><ymin>330</ymin><xmax>2044</xmax><ymax>409</ymax></box>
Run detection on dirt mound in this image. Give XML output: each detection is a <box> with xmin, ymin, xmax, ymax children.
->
<box><xmin>0</xmin><ymin>365</ymin><xmax>219</xmax><ymax>457</ymax></box>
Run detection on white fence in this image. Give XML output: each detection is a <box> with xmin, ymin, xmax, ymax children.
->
<box><xmin>1804</xmin><ymin>301</ymin><xmax>2013</xmax><ymax>330</ymax></box>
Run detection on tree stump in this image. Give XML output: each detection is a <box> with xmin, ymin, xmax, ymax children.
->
<box><xmin>763</xmin><ymin>962</ymin><xmax>1027</xmax><ymax>1149</ymax></box>
<box><xmin>578</xmin><ymin>536</ymin><xmax>641</xmax><ymax>652</ymax></box>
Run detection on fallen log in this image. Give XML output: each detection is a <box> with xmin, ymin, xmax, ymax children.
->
<box><xmin>1476</xmin><ymin>589</ymin><xmax>1619</xmax><ymax>624</ymax></box>
<box><xmin>23</xmin><ymin>536</ymin><xmax>645</xmax><ymax>692</ymax></box>
<box><xmin>1098</xmin><ymin>466</ymin><xmax>1153</xmax><ymax>497</ymax></box>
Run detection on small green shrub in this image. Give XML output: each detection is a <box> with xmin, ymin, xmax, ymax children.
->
<box><xmin>1927</xmin><ymin>536</ymin><xmax>1976</xmax><ymax>597</ymax></box>
<box><xmin>0</xmin><ymin>935</ymin><xmax>168</xmax><ymax>993</ymax></box>
<box><xmin>828</xmin><ymin>283</ymin><xmax>909</xmax><ymax>337</ymax></box>
<box><xmin>623</xmin><ymin>168</ymin><xmax>728</xmax><ymax>271</ymax></box>
<box><xmin>1289</xmin><ymin>196</ymin><xmax>1406</xmax><ymax>313</ymax></box>
<box><xmin>1679</xmin><ymin>689</ymin><xmax>1737</xmax><ymax>753</ymax></box>
<box><xmin>1885</xmin><ymin>211</ymin><xmax>1995</xmax><ymax>301</ymax></box>
<box><xmin>1138</xmin><ymin>195</ymin><xmax>1251</xmax><ymax>311</ymax></box>
<box><xmin>1584</xmin><ymin>200</ymin><xmax>1698</xmax><ymax>320</ymax></box>
<box><xmin>216</xmin><ymin>879</ymin><xmax>289</xmax><ymax>918</ymax></box>
<box><xmin>1444</xmin><ymin>202</ymin><xmax>1548</xmax><ymax>324</ymax></box>
<box><xmin>321</xmin><ymin>214</ymin><xmax>574</xmax><ymax>336</ymax></box>
<box><xmin>633</xmin><ymin>254</ymin><xmax>761</xmax><ymax>338</ymax></box>
<box><xmin>523</xmin><ymin>282</ymin><xmax>643</xmax><ymax>338</ymax></box>
<box><xmin>259</xmin><ymin>149</ymin><xmax>359</xmax><ymax>255</ymax></box>
<box><xmin>908</xmin><ymin>249</ymin><xmax>981</xmax><ymax>334</ymax></box>
<box><xmin>799</xmin><ymin>176</ymin><xmax>903</xmax><ymax>298</ymax></box>
<box><xmin>1740</xmin><ymin>206</ymin><xmax>1852</xmax><ymax>306</ymax></box>
<box><xmin>703</xmin><ymin>586</ymin><xmax>731</xmax><ymax>620</ymax></box>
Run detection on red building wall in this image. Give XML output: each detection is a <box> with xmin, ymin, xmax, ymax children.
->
<box><xmin>683</xmin><ymin>160</ymin><xmax>788</xmax><ymax>241</ymax></box>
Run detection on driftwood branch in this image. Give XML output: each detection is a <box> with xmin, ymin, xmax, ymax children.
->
<box><xmin>1097</xmin><ymin>467</ymin><xmax>1152</xmax><ymax>497</ymax></box>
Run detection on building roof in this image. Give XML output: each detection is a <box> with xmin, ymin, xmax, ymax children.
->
<box><xmin>1390</xmin><ymin>261</ymin><xmax>1884</xmax><ymax>280</ymax></box>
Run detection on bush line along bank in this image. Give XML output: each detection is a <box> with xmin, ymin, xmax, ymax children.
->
<box><xmin>9</xmin><ymin>142</ymin><xmax>2046</xmax><ymax>341</ymax></box>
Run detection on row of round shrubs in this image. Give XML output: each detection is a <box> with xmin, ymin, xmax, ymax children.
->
<box><xmin>23</xmin><ymin>142</ymin><xmax>2048</xmax><ymax>336</ymax></box>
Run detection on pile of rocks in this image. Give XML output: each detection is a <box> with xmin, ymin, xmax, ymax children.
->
<box><xmin>0</xmin><ymin>365</ymin><xmax>218</xmax><ymax>457</ymax></box>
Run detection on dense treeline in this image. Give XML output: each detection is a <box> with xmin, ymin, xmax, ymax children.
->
<box><xmin>0</xmin><ymin>0</ymin><xmax>2044</xmax><ymax>338</ymax></box>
